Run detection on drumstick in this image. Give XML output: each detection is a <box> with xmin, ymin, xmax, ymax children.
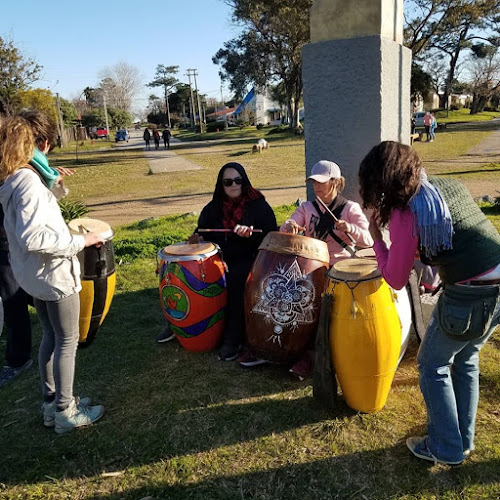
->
<box><xmin>315</xmin><ymin>197</ymin><xmax>357</xmax><ymax>245</ymax></box>
<box><xmin>198</xmin><ymin>228</ymin><xmax>263</xmax><ymax>233</ymax></box>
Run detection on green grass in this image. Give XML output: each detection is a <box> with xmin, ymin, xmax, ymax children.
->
<box><xmin>434</xmin><ymin>108</ymin><xmax>500</xmax><ymax>124</ymax></box>
<box><xmin>175</xmin><ymin>125</ymin><xmax>296</xmax><ymax>142</ymax></box>
<box><xmin>1</xmin><ymin>203</ymin><xmax>499</xmax><ymax>499</ymax></box>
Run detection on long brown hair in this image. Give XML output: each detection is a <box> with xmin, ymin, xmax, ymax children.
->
<box><xmin>358</xmin><ymin>141</ymin><xmax>422</xmax><ymax>225</ymax></box>
<box><xmin>0</xmin><ymin>116</ymin><xmax>34</xmax><ymax>182</ymax></box>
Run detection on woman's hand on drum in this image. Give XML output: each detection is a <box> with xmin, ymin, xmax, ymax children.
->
<box><xmin>234</xmin><ymin>224</ymin><xmax>253</xmax><ymax>238</ymax></box>
<box><xmin>282</xmin><ymin>219</ymin><xmax>306</xmax><ymax>234</ymax></box>
<box><xmin>335</xmin><ymin>219</ymin><xmax>352</xmax><ymax>234</ymax></box>
<box><xmin>187</xmin><ymin>233</ymin><xmax>204</xmax><ymax>244</ymax></box>
<box><xmin>83</xmin><ymin>232</ymin><xmax>106</xmax><ymax>248</ymax></box>
<box><xmin>368</xmin><ymin>213</ymin><xmax>383</xmax><ymax>242</ymax></box>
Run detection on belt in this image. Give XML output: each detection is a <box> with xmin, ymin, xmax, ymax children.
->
<box><xmin>467</xmin><ymin>278</ymin><xmax>500</xmax><ymax>286</ymax></box>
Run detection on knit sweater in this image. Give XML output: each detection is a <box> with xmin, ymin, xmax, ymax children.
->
<box><xmin>421</xmin><ymin>178</ymin><xmax>500</xmax><ymax>283</ymax></box>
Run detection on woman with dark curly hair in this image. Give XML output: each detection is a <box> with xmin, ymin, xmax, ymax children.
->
<box><xmin>359</xmin><ymin>141</ymin><xmax>500</xmax><ymax>465</ymax></box>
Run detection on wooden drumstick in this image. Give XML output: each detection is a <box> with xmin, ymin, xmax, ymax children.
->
<box><xmin>315</xmin><ymin>197</ymin><xmax>357</xmax><ymax>245</ymax></box>
<box><xmin>198</xmin><ymin>228</ymin><xmax>263</xmax><ymax>233</ymax></box>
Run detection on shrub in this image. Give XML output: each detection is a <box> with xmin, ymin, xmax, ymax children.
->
<box><xmin>256</xmin><ymin>123</ymin><xmax>264</xmax><ymax>130</ymax></box>
<box><xmin>58</xmin><ymin>199</ymin><xmax>89</xmax><ymax>223</ymax></box>
<box><xmin>205</xmin><ymin>121</ymin><xmax>222</xmax><ymax>133</ymax></box>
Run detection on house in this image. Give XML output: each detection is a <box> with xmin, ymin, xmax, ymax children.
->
<box><xmin>205</xmin><ymin>106</ymin><xmax>237</xmax><ymax>123</ymax></box>
<box><xmin>233</xmin><ymin>88</ymin><xmax>284</xmax><ymax>126</ymax></box>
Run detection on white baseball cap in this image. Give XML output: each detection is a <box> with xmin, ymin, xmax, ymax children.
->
<box><xmin>307</xmin><ymin>160</ymin><xmax>341</xmax><ymax>183</ymax></box>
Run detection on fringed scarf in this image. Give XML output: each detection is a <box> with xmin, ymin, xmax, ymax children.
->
<box><xmin>222</xmin><ymin>187</ymin><xmax>263</xmax><ymax>229</ymax></box>
<box><xmin>409</xmin><ymin>171</ymin><xmax>453</xmax><ymax>258</ymax></box>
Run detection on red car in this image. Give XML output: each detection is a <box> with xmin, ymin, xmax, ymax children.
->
<box><xmin>90</xmin><ymin>127</ymin><xmax>109</xmax><ymax>140</ymax></box>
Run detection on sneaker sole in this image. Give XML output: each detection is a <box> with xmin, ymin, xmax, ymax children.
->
<box><xmin>156</xmin><ymin>335</ymin><xmax>176</xmax><ymax>343</ymax></box>
<box><xmin>406</xmin><ymin>438</ymin><xmax>463</xmax><ymax>465</ymax></box>
<box><xmin>218</xmin><ymin>353</ymin><xmax>238</xmax><ymax>362</ymax></box>
<box><xmin>240</xmin><ymin>360</ymin><xmax>268</xmax><ymax>367</ymax></box>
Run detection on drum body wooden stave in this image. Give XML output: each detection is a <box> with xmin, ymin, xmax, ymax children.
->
<box><xmin>245</xmin><ymin>232</ymin><xmax>330</xmax><ymax>363</ymax></box>
<box><xmin>158</xmin><ymin>243</ymin><xmax>227</xmax><ymax>352</ymax></box>
<box><xmin>328</xmin><ymin>258</ymin><xmax>401</xmax><ymax>413</ymax></box>
<box><xmin>68</xmin><ymin>218</ymin><xmax>116</xmax><ymax>348</ymax></box>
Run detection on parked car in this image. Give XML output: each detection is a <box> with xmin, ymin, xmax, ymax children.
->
<box><xmin>115</xmin><ymin>129</ymin><xmax>130</xmax><ymax>142</ymax></box>
<box><xmin>94</xmin><ymin>127</ymin><xmax>109</xmax><ymax>140</ymax></box>
<box><xmin>413</xmin><ymin>112</ymin><xmax>426</xmax><ymax>129</ymax></box>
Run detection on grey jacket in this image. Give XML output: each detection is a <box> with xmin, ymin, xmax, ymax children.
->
<box><xmin>0</xmin><ymin>169</ymin><xmax>85</xmax><ymax>301</ymax></box>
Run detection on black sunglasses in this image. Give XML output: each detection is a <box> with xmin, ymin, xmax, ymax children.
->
<box><xmin>223</xmin><ymin>177</ymin><xmax>243</xmax><ymax>187</ymax></box>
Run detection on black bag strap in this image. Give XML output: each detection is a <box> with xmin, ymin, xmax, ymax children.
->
<box><xmin>312</xmin><ymin>200</ymin><xmax>351</xmax><ymax>250</ymax></box>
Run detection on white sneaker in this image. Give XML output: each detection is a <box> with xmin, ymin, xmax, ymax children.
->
<box><xmin>42</xmin><ymin>396</ymin><xmax>92</xmax><ymax>427</ymax></box>
<box><xmin>54</xmin><ymin>398</ymin><xmax>104</xmax><ymax>434</ymax></box>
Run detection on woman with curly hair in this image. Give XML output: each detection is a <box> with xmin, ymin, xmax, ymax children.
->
<box><xmin>0</xmin><ymin>115</ymin><xmax>106</xmax><ymax>433</ymax></box>
<box><xmin>359</xmin><ymin>141</ymin><xmax>500</xmax><ymax>465</ymax></box>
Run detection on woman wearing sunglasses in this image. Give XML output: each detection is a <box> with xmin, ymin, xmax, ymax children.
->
<box><xmin>191</xmin><ymin>162</ymin><xmax>277</xmax><ymax>361</ymax></box>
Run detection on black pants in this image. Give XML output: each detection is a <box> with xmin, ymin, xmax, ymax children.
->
<box><xmin>163</xmin><ymin>139</ymin><xmax>170</xmax><ymax>150</ymax></box>
<box><xmin>0</xmin><ymin>251</ymin><xmax>32</xmax><ymax>368</ymax></box>
<box><xmin>223</xmin><ymin>257</ymin><xmax>253</xmax><ymax>349</ymax></box>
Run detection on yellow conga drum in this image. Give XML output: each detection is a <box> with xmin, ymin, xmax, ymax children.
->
<box><xmin>68</xmin><ymin>218</ymin><xmax>116</xmax><ymax>347</ymax></box>
<box><xmin>328</xmin><ymin>258</ymin><xmax>401</xmax><ymax>413</ymax></box>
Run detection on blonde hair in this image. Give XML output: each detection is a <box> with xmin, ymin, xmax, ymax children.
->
<box><xmin>0</xmin><ymin>116</ymin><xmax>34</xmax><ymax>182</ymax></box>
<box><xmin>333</xmin><ymin>176</ymin><xmax>346</xmax><ymax>193</ymax></box>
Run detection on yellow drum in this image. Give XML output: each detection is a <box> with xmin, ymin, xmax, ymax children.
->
<box><xmin>68</xmin><ymin>218</ymin><xmax>116</xmax><ymax>347</ymax></box>
<box><xmin>328</xmin><ymin>258</ymin><xmax>401</xmax><ymax>413</ymax></box>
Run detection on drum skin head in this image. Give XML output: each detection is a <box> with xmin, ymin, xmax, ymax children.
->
<box><xmin>162</xmin><ymin>243</ymin><xmax>216</xmax><ymax>256</ymax></box>
<box><xmin>329</xmin><ymin>257</ymin><xmax>381</xmax><ymax>281</ymax></box>
<box><xmin>68</xmin><ymin>218</ymin><xmax>114</xmax><ymax>240</ymax></box>
<box><xmin>258</xmin><ymin>231</ymin><xmax>330</xmax><ymax>265</ymax></box>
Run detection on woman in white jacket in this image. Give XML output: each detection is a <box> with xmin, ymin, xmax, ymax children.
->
<box><xmin>0</xmin><ymin>116</ymin><xmax>105</xmax><ymax>433</ymax></box>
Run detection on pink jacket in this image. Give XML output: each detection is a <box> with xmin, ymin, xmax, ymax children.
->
<box><xmin>280</xmin><ymin>200</ymin><xmax>373</xmax><ymax>265</ymax></box>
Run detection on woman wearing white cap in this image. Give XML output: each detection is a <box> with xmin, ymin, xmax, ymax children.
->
<box><xmin>281</xmin><ymin>160</ymin><xmax>373</xmax><ymax>266</ymax></box>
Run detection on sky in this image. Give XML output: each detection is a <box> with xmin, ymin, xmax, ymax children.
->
<box><xmin>1</xmin><ymin>0</ymin><xmax>241</xmax><ymax>112</ymax></box>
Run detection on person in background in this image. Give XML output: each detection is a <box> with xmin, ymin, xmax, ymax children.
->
<box><xmin>153</xmin><ymin>129</ymin><xmax>161</xmax><ymax>151</ymax></box>
<box><xmin>359</xmin><ymin>141</ymin><xmax>500</xmax><ymax>465</ymax></box>
<box><xmin>0</xmin><ymin>115</ymin><xmax>106</xmax><ymax>433</ymax></box>
<box><xmin>143</xmin><ymin>128</ymin><xmax>151</xmax><ymax>150</ymax></box>
<box><xmin>162</xmin><ymin>128</ymin><xmax>171</xmax><ymax>150</ymax></box>
<box><xmin>430</xmin><ymin>113</ymin><xmax>437</xmax><ymax>142</ymax></box>
<box><xmin>423</xmin><ymin>111</ymin><xmax>433</xmax><ymax>142</ymax></box>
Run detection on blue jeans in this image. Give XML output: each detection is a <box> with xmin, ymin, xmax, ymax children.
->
<box><xmin>417</xmin><ymin>294</ymin><xmax>500</xmax><ymax>463</ymax></box>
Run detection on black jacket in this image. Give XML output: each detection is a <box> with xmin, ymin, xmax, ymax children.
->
<box><xmin>197</xmin><ymin>196</ymin><xmax>277</xmax><ymax>262</ymax></box>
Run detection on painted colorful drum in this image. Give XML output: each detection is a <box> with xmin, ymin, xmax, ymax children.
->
<box><xmin>245</xmin><ymin>232</ymin><xmax>330</xmax><ymax>363</ymax></box>
<box><xmin>68</xmin><ymin>218</ymin><xmax>116</xmax><ymax>348</ymax></box>
<box><xmin>157</xmin><ymin>243</ymin><xmax>227</xmax><ymax>352</ymax></box>
<box><xmin>328</xmin><ymin>258</ymin><xmax>402</xmax><ymax>413</ymax></box>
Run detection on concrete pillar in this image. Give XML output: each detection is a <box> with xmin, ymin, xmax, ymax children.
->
<box><xmin>303</xmin><ymin>0</ymin><xmax>411</xmax><ymax>203</ymax></box>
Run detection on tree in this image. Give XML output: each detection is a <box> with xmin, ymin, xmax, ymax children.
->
<box><xmin>59</xmin><ymin>98</ymin><xmax>79</xmax><ymax>126</ymax></box>
<box><xmin>0</xmin><ymin>36</ymin><xmax>42</xmax><ymax>114</ymax></box>
<box><xmin>468</xmin><ymin>45</ymin><xmax>500</xmax><ymax>113</ymax></box>
<box><xmin>98</xmin><ymin>62</ymin><xmax>142</xmax><ymax>112</ymax></box>
<box><xmin>411</xmin><ymin>63</ymin><xmax>434</xmax><ymax>106</ymax></box>
<box><xmin>405</xmin><ymin>0</ymin><xmax>500</xmax><ymax>109</ymax></box>
<box><xmin>16</xmin><ymin>88</ymin><xmax>58</xmax><ymax>122</ymax></box>
<box><xmin>107</xmin><ymin>107</ymin><xmax>133</xmax><ymax>129</ymax></box>
<box><xmin>147</xmin><ymin>65</ymin><xmax>179</xmax><ymax>128</ymax></box>
<box><xmin>213</xmin><ymin>0</ymin><xmax>312</xmax><ymax>129</ymax></box>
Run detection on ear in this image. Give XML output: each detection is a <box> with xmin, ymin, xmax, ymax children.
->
<box><xmin>41</xmin><ymin>139</ymin><xmax>51</xmax><ymax>154</ymax></box>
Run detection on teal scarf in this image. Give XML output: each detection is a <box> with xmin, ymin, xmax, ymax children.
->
<box><xmin>409</xmin><ymin>171</ymin><xmax>453</xmax><ymax>258</ymax></box>
<box><xmin>29</xmin><ymin>149</ymin><xmax>59</xmax><ymax>189</ymax></box>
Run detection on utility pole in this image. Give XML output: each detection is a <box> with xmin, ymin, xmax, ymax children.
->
<box><xmin>186</xmin><ymin>70</ymin><xmax>196</xmax><ymax>129</ymax></box>
<box><xmin>56</xmin><ymin>93</ymin><xmax>65</xmax><ymax>147</ymax></box>
<box><xmin>103</xmin><ymin>93</ymin><xmax>111</xmax><ymax>140</ymax></box>
<box><xmin>220</xmin><ymin>85</ymin><xmax>228</xmax><ymax>130</ymax></box>
<box><xmin>192</xmin><ymin>69</ymin><xmax>205</xmax><ymax>133</ymax></box>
